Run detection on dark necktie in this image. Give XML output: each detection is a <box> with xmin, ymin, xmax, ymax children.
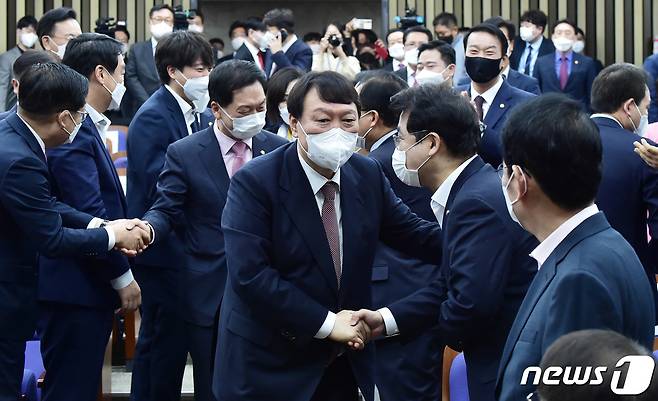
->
<box><xmin>559</xmin><ymin>56</ymin><xmax>569</xmax><ymax>90</ymax></box>
<box><xmin>190</xmin><ymin>113</ymin><xmax>200</xmax><ymax>133</ymax></box>
<box><xmin>474</xmin><ymin>95</ymin><xmax>485</xmax><ymax>122</ymax></box>
<box><xmin>524</xmin><ymin>43</ymin><xmax>533</xmax><ymax>75</ymax></box>
<box><xmin>320</xmin><ymin>182</ymin><xmax>341</xmax><ymax>288</ymax></box>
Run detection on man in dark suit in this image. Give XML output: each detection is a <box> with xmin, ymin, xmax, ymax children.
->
<box><xmin>355</xmin><ymin>84</ymin><xmax>537</xmax><ymax>401</ymax></box>
<box><xmin>459</xmin><ymin>23</ymin><xmax>536</xmax><ymax>167</ymax></box>
<box><xmin>127</xmin><ymin>31</ymin><xmax>214</xmax><ymax>401</ymax></box>
<box><xmin>212</xmin><ymin>71</ymin><xmax>443</xmax><ymax>401</ymax></box>
<box><xmin>533</xmin><ymin>19</ymin><xmax>597</xmax><ymax>111</ymax></box>
<box><xmin>263</xmin><ymin>8</ymin><xmax>313</xmax><ymax>74</ymax></box>
<box><xmin>395</xmin><ymin>26</ymin><xmax>433</xmax><ymax>87</ymax></box>
<box><xmin>231</xmin><ymin>18</ymin><xmax>275</xmax><ymax>77</ymax></box>
<box><xmin>381</xmin><ymin>29</ymin><xmax>405</xmax><ymax>72</ymax></box>
<box><xmin>495</xmin><ymin>93</ymin><xmax>656</xmax><ymax>401</ymax></box>
<box><xmin>215</xmin><ymin>20</ymin><xmax>247</xmax><ymax>65</ymax></box>
<box><xmin>590</xmin><ymin>63</ymin><xmax>658</xmax><ymax>318</ymax></box>
<box><xmin>356</xmin><ymin>73</ymin><xmax>444</xmax><ymax>400</ymax></box>
<box><xmin>0</xmin><ymin>62</ymin><xmax>148</xmax><ymax>401</ymax></box>
<box><xmin>509</xmin><ymin>10</ymin><xmax>555</xmax><ymax>75</ymax></box>
<box><xmin>141</xmin><ymin>60</ymin><xmax>287</xmax><ymax>401</ymax></box>
<box><xmin>125</xmin><ymin>4</ymin><xmax>173</xmax><ymax>116</ymax></box>
<box><xmin>38</xmin><ymin>34</ymin><xmax>141</xmax><ymax>401</ymax></box>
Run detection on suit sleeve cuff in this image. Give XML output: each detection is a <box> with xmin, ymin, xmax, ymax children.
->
<box><xmin>104</xmin><ymin>227</ymin><xmax>116</xmax><ymax>250</ymax></box>
<box><xmin>110</xmin><ymin>270</ymin><xmax>134</xmax><ymax>290</ymax></box>
<box><xmin>87</xmin><ymin>217</ymin><xmax>104</xmax><ymax>229</ymax></box>
<box><xmin>314</xmin><ymin>311</ymin><xmax>336</xmax><ymax>339</ymax></box>
<box><xmin>145</xmin><ymin>221</ymin><xmax>155</xmax><ymax>244</ymax></box>
<box><xmin>378</xmin><ymin>307</ymin><xmax>400</xmax><ymax>336</ymax></box>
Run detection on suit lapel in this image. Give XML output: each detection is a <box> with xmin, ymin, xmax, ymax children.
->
<box><xmin>337</xmin><ymin>162</ymin><xmax>364</xmax><ymax>301</ymax></box>
<box><xmin>565</xmin><ymin>52</ymin><xmax>582</xmax><ymax>90</ymax></box>
<box><xmin>87</xmin><ymin>119</ymin><xmax>128</xmax><ymax>213</ymax></box>
<box><xmin>484</xmin><ymin>81</ymin><xmax>513</xmax><ymax>129</ymax></box>
<box><xmin>444</xmin><ymin>156</ymin><xmax>485</xmax><ymax>215</ymax></box>
<box><xmin>161</xmin><ymin>87</ymin><xmax>189</xmax><ymax>139</ymax></box>
<box><xmin>264</xmin><ymin>50</ymin><xmax>274</xmax><ymax>77</ymax></box>
<box><xmin>6</xmin><ymin>113</ymin><xmax>46</xmax><ymax>164</ymax></box>
<box><xmin>198</xmin><ymin>126</ymin><xmax>230</xmax><ymax>199</ymax></box>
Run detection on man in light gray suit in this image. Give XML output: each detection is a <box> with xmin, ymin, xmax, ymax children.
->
<box><xmin>0</xmin><ymin>16</ymin><xmax>38</xmax><ymax>111</ymax></box>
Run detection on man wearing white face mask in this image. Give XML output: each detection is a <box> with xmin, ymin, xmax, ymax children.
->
<box><xmin>533</xmin><ymin>19</ymin><xmax>597</xmax><ymax>111</ymax></box>
<box><xmin>39</xmin><ymin>33</ymin><xmax>141</xmax><ymax>401</ymax></box>
<box><xmin>589</xmin><ymin>64</ymin><xmax>658</xmax><ymax>320</ymax></box>
<box><xmin>37</xmin><ymin>7</ymin><xmax>81</xmax><ymax>60</ymax></box>
<box><xmin>415</xmin><ymin>40</ymin><xmax>456</xmax><ymax>87</ymax></box>
<box><xmin>126</xmin><ymin>30</ymin><xmax>215</xmax><ymax>401</ymax></box>
<box><xmin>508</xmin><ymin>10</ymin><xmax>554</xmax><ymax>76</ymax></box>
<box><xmin>231</xmin><ymin>18</ymin><xmax>275</xmax><ymax>76</ymax></box>
<box><xmin>394</xmin><ymin>26</ymin><xmax>433</xmax><ymax>87</ymax></box>
<box><xmin>0</xmin><ymin>15</ymin><xmax>38</xmax><ymax>113</ymax></box>
<box><xmin>382</xmin><ymin>29</ymin><xmax>405</xmax><ymax>72</ymax></box>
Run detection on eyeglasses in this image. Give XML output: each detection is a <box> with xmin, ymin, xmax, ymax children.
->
<box><xmin>151</xmin><ymin>17</ymin><xmax>173</xmax><ymax>24</ymax></box>
<box><xmin>393</xmin><ymin>129</ymin><xmax>429</xmax><ymax>149</ymax></box>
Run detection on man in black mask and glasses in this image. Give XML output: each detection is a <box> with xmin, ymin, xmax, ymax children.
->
<box><xmin>458</xmin><ymin>23</ymin><xmax>535</xmax><ymax>167</ymax></box>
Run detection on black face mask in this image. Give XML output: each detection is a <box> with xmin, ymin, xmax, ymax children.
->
<box><xmin>437</xmin><ymin>35</ymin><xmax>453</xmax><ymax>44</ymax></box>
<box><xmin>465</xmin><ymin>56</ymin><xmax>502</xmax><ymax>84</ymax></box>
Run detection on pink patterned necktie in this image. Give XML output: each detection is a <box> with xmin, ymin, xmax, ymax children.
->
<box><xmin>320</xmin><ymin>182</ymin><xmax>341</xmax><ymax>287</ymax></box>
<box><xmin>559</xmin><ymin>56</ymin><xmax>569</xmax><ymax>90</ymax></box>
<box><xmin>230</xmin><ymin>141</ymin><xmax>248</xmax><ymax>177</ymax></box>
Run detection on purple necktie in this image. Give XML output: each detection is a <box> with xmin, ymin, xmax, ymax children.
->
<box><xmin>559</xmin><ymin>56</ymin><xmax>569</xmax><ymax>90</ymax></box>
<box><xmin>230</xmin><ymin>141</ymin><xmax>247</xmax><ymax>177</ymax></box>
<box><xmin>474</xmin><ymin>95</ymin><xmax>485</xmax><ymax>122</ymax></box>
<box><xmin>320</xmin><ymin>182</ymin><xmax>341</xmax><ymax>287</ymax></box>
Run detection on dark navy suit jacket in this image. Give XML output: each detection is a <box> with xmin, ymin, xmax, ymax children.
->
<box><xmin>387</xmin><ymin>156</ymin><xmax>537</xmax><ymax>401</ymax></box>
<box><xmin>271</xmin><ymin>39</ymin><xmax>313</xmax><ymax>72</ymax></box>
<box><xmin>533</xmin><ymin>51</ymin><xmax>597</xmax><ymax>111</ymax></box>
<box><xmin>459</xmin><ymin>80</ymin><xmax>536</xmax><ymax>167</ymax></box>
<box><xmin>496</xmin><ymin>213</ymin><xmax>656</xmax><ymax>401</ymax></box>
<box><xmin>593</xmin><ymin>116</ymin><xmax>658</xmax><ymax>316</ymax></box>
<box><xmin>143</xmin><ymin>127</ymin><xmax>287</xmax><ymax>327</ymax></box>
<box><xmin>0</xmin><ymin>104</ymin><xmax>16</xmax><ymax>121</ymax></box>
<box><xmin>39</xmin><ymin>116</ymin><xmax>130</xmax><ymax>309</ymax></box>
<box><xmin>213</xmin><ymin>142</ymin><xmax>442</xmax><ymax>401</ymax></box>
<box><xmin>509</xmin><ymin>36</ymin><xmax>555</xmax><ymax>71</ymax></box>
<box><xmin>0</xmin><ymin>113</ymin><xmax>109</xmax><ymax>340</ymax></box>
<box><xmin>233</xmin><ymin>43</ymin><xmax>275</xmax><ymax>77</ymax></box>
<box><xmin>506</xmin><ymin>68</ymin><xmax>540</xmax><ymax>95</ymax></box>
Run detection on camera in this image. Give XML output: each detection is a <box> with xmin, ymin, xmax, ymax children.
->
<box><xmin>395</xmin><ymin>8</ymin><xmax>425</xmax><ymax>29</ymax></box>
<box><xmin>94</xmin><ymin>17</ymin><xmax>116</xmax><ymax>37</ymax></box>
<box><xmin>328</xmin><ymin>34</ymin><xmax>342</xmax><ymax>48</ymax></box>
<box><xmin>173</xmin><ymin>4</ymin><xmax>197</xmax><ymax>31</ymax></box>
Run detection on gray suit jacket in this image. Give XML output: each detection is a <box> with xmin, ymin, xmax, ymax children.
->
<box><xmin>0</xmin><ymin>47</ymin><xmax>21</xmax><ymax>112</ymax></box>
<box><xmin>125</xmin><ymin>40</ymin><xmax>160</xmax><ymax>115</ymax></box>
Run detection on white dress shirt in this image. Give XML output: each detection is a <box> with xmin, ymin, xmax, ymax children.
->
<box><xmin>164</xmin><ymin>84</ymin><xmax>196</xmax><ymax>136</ymax></box>
<box><xmin>244</xmin><ymin>40</ymin><xmax>264</xmax><ymax>71</ymax></box>
<box><xmin>530</xmin><ymin>204</ymin><xmax>599</xmax><ymax>270</ymax></box>
<box><xmin>392</xmin><ymin>59</ymin><xmax>405</xmax><ymax>72</ymax></box>
<box><xmin>518</xmin><ymin>36</ymin><xmax>543</xmax><ymax>76</ymax></box>
<box><xmin>270</xmin><ymin>34</ymin><xmax>298</xmax><ymax>76</ymax></box>
<box><xmin>470</xmin><ymin>76</ymin><xmax>504</xmax><ymax>120</ymax></box>
<box><xmin>85</xmin><ymin>104</ymin><xmax>111</xmax><ymax>143</ymax></box>
<box><xmin>407</xmin><ymin>67</ymin><xmax>417</xmax><ymax>87</ymax></box>
<box><xmin>297</xmin><ymin>148</ymin><xmax>343</xmax><ymax>339</ymax></box>
<box><xmin>151</xmin><ymin>37</ymin><xmax>158</xmax><ymax>56</ymax></box>
<box><xmin>590</xmin><ymin>113</ymin><xmax>624</xmax><ymax>129</ymax></box>
<box><xmin>370</xmin><ymin>130</ymin><xmax>396</xmax><ymax>153</ymax></box>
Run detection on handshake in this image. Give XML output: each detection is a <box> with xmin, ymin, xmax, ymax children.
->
<box><xmin>105</xmin><ymin>219</ymin><xmax>153</xmax><ymax>257</ymax></box>
<box><xmin>327</xmin><ymin>309</ymin><xmax>387</xmax><ymax>350</ymax></box>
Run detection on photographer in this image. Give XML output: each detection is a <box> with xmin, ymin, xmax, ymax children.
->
<box><xmin>311</xmin><ymin>23</ymin><xmax>360</xmax><ymax>80</ymax></box>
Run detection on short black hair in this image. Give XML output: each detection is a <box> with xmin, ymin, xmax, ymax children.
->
<box><xmin>263</xmin><ymin>8</ymin><xmax>295</xmax><ymax>34</ymax></box>
<box><xmin>155</xmin><ymin>30</ymin><xmax>214</xmax><ymax>85</ymax></box>
<box><xmin>17</xmin><ymin>15</ymin><xmax>38</xmax><ymax>30</ymax></box>
<box><xmin>149</xmin><ymin>4</ymin><xmax>174</xmax><ymax>18</ymax></box>
<box><xmin>484</xmin><ymin>16</ymin><xmax>516</xmax><ymax>42</ymax></box>
<box><xmin>552</xmin><ymin>18</ymin><xmax>578</xmax><ymax>35</ymax></box>
<box><xmin>355</xmin><ymin>29</ymin><xmax>379</xmax><ymax>45</ymax></box>
<box><xmin>432</xmin><ymin>12</ymin><xmax>459</xmax><ymax>28</ymax></box>
<box><xmin>520</xmin><ymin>10</ymin><xmax>548</xmax><ymax>30</ymax></box>
<box><xmin>359</xmin><ymin>72</ymin><xmax>408</xmax><ymax>128</ymax></box>
<box><xmin>464</xmin><ymin>23</ymin><xmax>509</xmax><ymax>57</ymax></box>
<box><xmin>591</xmin><ymin>63</ymin><xmax>649</xmax><ymax>114</ymax></box>
<box><xmin>287</xmin><ymin>71</ymin><xmax>361</xmax><ymax>119</ymax></box>
<box><xmin>386</xmin><ymin>28</ymin><xmax>403</xmax><ymax>43</ymax></box>
<box><xmin>244</xmin><ymin>18</ymin><xmax>266</xmax><ymax>34</ymax></box>
<box><xmin>266</xmin><ymin>67</ymin><xmax>303</xmax><ymax>124</ymax></box>
<box><xmin>209</xmin><ymin>38</ymin><xmax>224</xmax><ymax>47</ymax></box>
<box><xmin>575</xmin><ymin>27</ymin><xmax>585</xmax><ymax>37</ymax></box>
<box><xmin>228</xmin><ymin>20</ymin><xmax>247</xmax><ymax>38</ymax></box>
<box><xmin>114</xmin><ymin>25</ymin><xmax>130</xmax><ymax>40</ymax></box>
<box><xmin>12</xmin><ymin>50</ymin><xmax>59</xmax><ymax>80</ymax></box>
<box><xmin>418</xmin><ymin>40</ymin><xmax>456</xmax><ymax>66</ymax></box>
<box><xmin>209</xmin><ymin>60</ymin><xmax>266</xmax><ymax>107</ymax></box>
<box><xmin>391</xmin><ymin>84</ymin><xmax>480</xmax><ymax>158</ymax></box>
<box><xmin>303</xmin><ymin>32</ymin><xmax>323</xmax><ymax>43</ymax></box>
<box><xmin>37</xmin><ymin>7</ymin><xmax>76</xmax><ymax>47</ymax></box>
<box><xmin>62</xmin><ymin>33</ymin><xmax>122</xmax><ymax>79</ymax></box>
<box><xmin>403</xmin><ymin>26</ymin><xmax>433</xmax><ymax>45</ymax></box>
<box><xmin>502</xmin><ymin>93</ymin><xmax>601</xmax><ymax>211</ymax></box>
<box><xmin>19</xmin><ymin>62</ymin><xmax>88</xmax><ymax>115</ymax></box>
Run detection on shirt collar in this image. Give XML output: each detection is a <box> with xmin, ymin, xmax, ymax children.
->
<box><xmin>282</xmin><ymin>35</ymin><xmax>298</xmax><ymax>53</ymax></box>
<box><xmin>430</xmin><ymin>155</ymin><xmax>477</xmax><ymax>213</ymax></box>
<box><xmin>297</xmin><ymin>144</ymin><xmax>340</xmax><ymax>196</ymax></box>
<box><xmin>84</xmin><ymin>104</ymin><xmax>111</xmax><ymax>131</ymax></box>
<box><xmin>244</xmin><ymin>39</ymin><xmax>261</xmax><ymax>60</ymax></box>
<box><xmin>590</xmin><ymin>113</ymin><xmax>624</xmax><ymax>129</ymax></box>
<box><xmin>529</xmin><ymin>204</ymin><xmax>599</xmax><ymax>269</ymax></box>
<box><xmin>555</xmin><ymin>50</ymin><xmax>573</xmax><ymax>61</ymax></box>
<box><xmin>471</xmin><ymin>76</ymin><xmax>504</xmax><ymax>105</ymax></box>
<box><xmin>164</xmin><ymin>84</ymin><xmax>195</xmax><ymax>118</ymax></box>
<box><xmin>529</xmin><ymin>35</ymin><xmax>543</xmax><ymax>49</ymax></box>
<box><xmin>151</xmin><ymin>37</ymin><xmax>158</xmax><ymax>50</ymax></box>
<box><xmin>16</xmin><ymin>112</ymin><xmax>46</xmax><ymax>156</ymax></box>
<box><xmin>502</xmin><ymin>65</ymin><xmax>511</xmax><ymax>79</ymax></box>
<box><xmin>213</xmin><ymin>120</ymin><xmax>253</xmax><ymax>156</ymax></box>
<box><xmin>370</xmin><ymin>129</ymin><xmax>396</xmax><ymax>152</ymax></box>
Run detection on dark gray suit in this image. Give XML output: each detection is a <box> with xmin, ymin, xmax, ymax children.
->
<box><xmin>125</xmin><ymin>40</ymin><xmax>161</xmax><ymax>116</ymax></box>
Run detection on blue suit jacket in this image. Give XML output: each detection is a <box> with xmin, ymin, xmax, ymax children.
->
<box><xmin>495</xmin><ymin>213</ymin><xmax>656</xmax><ymax>401</ymax></box>
<box><xmin>593</xmin><ymin>116</ymin><xmax>658</xmax><ymax>316</ymax></box>
<box><xmin>271</xmin><ymin>39</ymin><xmax>313</xmax><ymax>72</ymax></box>
<box><xmin>533</xmin><ymin>51</ymin><xmax>597</xmax><ymax>111</ymax></box>
<box><xmin>506</xmin><ymin>69</ymin><xmax>540</xmax><ymax>95</ymax></box>
<box><xmin>509</xmin><ymin>36</ymin><xmax>555</xmax><ymax>72</ymax></box>
<box><xmin>0</xmin><ymin>104</ymin><xmax>16</xmax><ymax>121</ymax></box>
<box><xmin>39</xmin><ymin>116</ymin><xmax>131</xmax><ymax>309</ymax></box>
<box><xmin>0</xmin><ymin>113</ymin><xmax>109</xmax><ymax>340</ymax></box>
<box><xmin>143</xmin><ymin>127</ymin><xmax>287</xmax><ymax>327</ymax></box>
<box><xmin>460</xmin><ymin>80</ymin><xmax>536</xmax><ymax>167</ymax></box>
<box><xmin>127</xmin><ymin>86</ymin><xmax>207</xmax><ymax>269</ymax></box>
<box><xmin>387</xmin><ymin>156</ymin><xmax>537</xmax><ymax>401</ymax></box>
<box><xmin>643</xmin><ymin>54</ymin><xmax>658</xmax><ymax>123</ymax></box>
<box><xmin>213</xmin><ymin>142</ymin><xmax>442</xmax><ymax>401</ymax></box>
<box><xmin>125</xmin><ymin>40</ymin><xmax>160</xmax><ymax>115</ymax></box>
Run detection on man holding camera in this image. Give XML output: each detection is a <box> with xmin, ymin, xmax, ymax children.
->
<box><xmin>263</xmin><ymin>8</ymin><xmax>312</xmax><ymax>74</ymax></box>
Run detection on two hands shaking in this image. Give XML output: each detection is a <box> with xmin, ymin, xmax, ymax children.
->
<box><xmin>107</xmin><ymin>219</ymin><xmax>153</xmax><ymax>257</ymax></box>
<box><xmin>327</xmin><ymin>309</ymin><xmax>389</xmax><ymax>350</ymax></box>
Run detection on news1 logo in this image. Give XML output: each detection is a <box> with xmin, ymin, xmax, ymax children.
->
<box><xmin>521</xmin><ymin>355</ymin><xmax>655</xmax><ymax>395</ymax></box>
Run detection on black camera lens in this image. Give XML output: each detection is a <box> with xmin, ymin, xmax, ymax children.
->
<box><xmin>328</xmin><ymin>35</ymin><xmax>341</xmax><ymax>48</ymax></box>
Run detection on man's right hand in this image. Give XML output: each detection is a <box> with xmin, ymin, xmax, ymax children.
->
<box><xmin>116</xmin><ymin>279</ymin><xmax>141</xmax><ymax>314</ymax></box>
<box><xmin>109</xmin><ymin>219</ymin><xmax>151</xmax><ymax>256</ymax></box>
<box><xmin>328</xmin><ymin>310</ymin><xmax>371</xmax><ymax>350</ymax></box>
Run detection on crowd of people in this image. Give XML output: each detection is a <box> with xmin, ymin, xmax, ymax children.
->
<box><xmin>1</xmin><ymin>4</ymin><xmax>658</xmax><ymax>401</ymax></box>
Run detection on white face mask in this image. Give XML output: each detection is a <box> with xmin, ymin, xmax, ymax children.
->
<box><xmin>310</xmin><ymin>43</ymin><xmax>322</xmax><ymax>55</ymax></box>
<box><xmin>102</xmin><ymin>68</ymin><xmax>126</xmax><ymax>111</ymax></box>
<box><xmin>356</xmin><ymin>111</ymin><xmax>374</xmax><ymax>149</ymax></box>
<box><xmin>391</xmin><ymin>134</ymin><xmax>431</xmax><ymax>187</ymax></box>
<box><xmin>220</xmin><ymin>106</ymin><xmax>266</xmax><ymax>140</ymax></box>
<box><xmin>415</xmin><ymin>67</ymin><xmax>448</xmax><ymax>86</ymax></box>
<box><xmin>47</xmin><ymin>38</ymin><xmax>67</xmax><ymax>59</ymax></box>
<box><xmin>259</xmin><ymin>31</ymin><xmax>275</xmax><ymax>51</ymax></box>
<box><xmin>553</xmin><ymin>37</ymin><xmax>574</xmax><ymax>53</ymax></box>
<box><xmin>175</xmin><ymin>71</ymin><xmax>210</xmax><ymax>110</ymax></box>
<box><xmin>231</xmin><ymin>37</ymin><xmax>245</xmax><ymax>51</ymax></box>
<box><xmin>629</xmin><ymin>101</ymin><xmax>649</xmax><ymax>137</ymax></box>
<box><xmin>519</xmin><ymin>26</ymin><xmax>535</xmax><ymax>42</ymax></box>
<box><xmin>62</xmin><ymin>111</ymin><xmax>82</xmax><ymax>144</ymax></box>
<box><xmin>501</xmin><ymin>168</ymin><xmax>526</xmax><ymax>226</ymax></box>
<box><xmin>388</xmin><ymin>43</ymin><xmax>405</xmax><ymax>60</ymax></box>
<box><xmin>404</xmin><ymin>47</ymin><xmax>419</xmax><ymax>66</ymax></box>
<box><xmin>279</xmin><ymin>104</ymin><xmax>290</xmax><ymax>125</ymax></box>
<box><xmin>216</xmin><ymin>50</ymin><xmax>224</xmax><ymax>59</ymax></box>
<box><xmin>20</xmin><ymin>32</ymin><xmax>38</xmax><ymax>48</ymax></box>
<box><xmin>299</xmin><ymin>123</ymin><xmax>356</xmax><ymax>172</ymax></box>
<box><xmin>188</xmin><ymin>24</ymin><xmax>204</xmax><ymax>33</ymax></box>
<box><xmin>150</xmin><ymin>22</ymin><xmax>173</xmax><ymax>40</ymax></box>
<box><xmin>572</xmin><ymin>40</ymin><xmax>585</xmax><ymax>53</ymax></box>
